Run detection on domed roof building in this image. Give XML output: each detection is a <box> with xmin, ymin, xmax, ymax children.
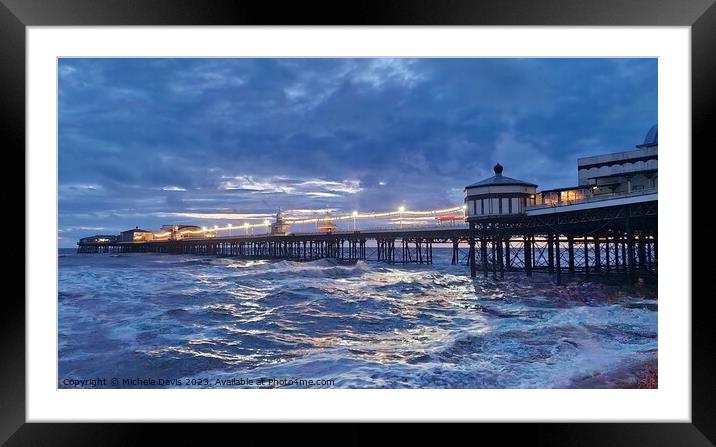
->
<box><xmin>577</xmin><ymin>123</ymin><xmax>658</xmax><ymax>195</ymax></box>
<box><xmin>637</xmin><ymin>124</ymin><xmax>658</xmax><ymax>148</ymax></box>
<box><xmin>464</xmin><ymin>163</ymin><xmax>538</xmax><ymax>220</ymax></box>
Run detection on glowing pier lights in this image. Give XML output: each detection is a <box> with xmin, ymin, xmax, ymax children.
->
<box><xmin>151</xmin><ymin>204</ymin><xmax>465</xmax><ymax>238</ymax></box>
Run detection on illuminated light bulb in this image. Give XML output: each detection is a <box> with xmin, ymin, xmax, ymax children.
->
<box><xmin>352</xmin><ymin>211</ymin><xmax>358</xmax><ymax>216</ymax></box>
<box><xmin>398</xmin><ymin>206</ymin><xmax>405</xmax><ymax>213</ymax></box>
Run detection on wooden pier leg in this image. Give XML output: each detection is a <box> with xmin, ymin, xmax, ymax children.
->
<box><xmin>451</xmin><ymin>239</ymin><xmax>458</xmax><ymax>265</ymax></box>
<box><xmin>568</xmin><ymin>237</ymin><xmax>575</xmax><ymax>274</ymax></box>
<box><xmin>605</xmin><ymin>237</ymin><xmax>611</xmax><ymax>272</ymax></box>
<box><xmin>469</xmin><ymin>223</ymin><xmax>476</xmax><ymax>278</ymax></box>
<box><xmin>481</xmin><ymin>237</ymin><xmax>488</xmax><ymax>277</ymax></box>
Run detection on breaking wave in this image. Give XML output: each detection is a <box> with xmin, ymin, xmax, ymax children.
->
<box><xmin>58</xmin><ymin>249</ymin><xmax>657</xmax><ymax>388</ymax></box>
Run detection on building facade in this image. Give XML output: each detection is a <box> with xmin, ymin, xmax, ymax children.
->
<box><xmin>464</xmin><ymin>124</ymin><xmax>658</xmax><ymax>214</ymax></box>
<box><xmin>464</xmin><ymin>163</ymin><xmax>538</xmax><ymax>220</ymax></box>
<box><xmin>577</xmin><ymin>124</ymin><xmax>658</xmax><ymax>195</ymax></box>
<box><xmin>270</xmin><ymin>209</ymin><xmax>290</xmax><ymax>235</ymax></box>
<box><xmin>120</xmin><ymin>227</ymin><xmax>155</xmax><ymax>242</ymax></box>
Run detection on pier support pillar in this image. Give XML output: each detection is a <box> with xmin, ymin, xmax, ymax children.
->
<box><xmin>481</xmin><ymin>237</ymin><xmax>488</xmax><ymax>277</ymax></box>
<box><xmin>524</xmin><ymin>235</ymin><xmax>532</xmax><ymax>277</ymax></box>
<box><xmin>584</xmin><ymin>235</ymin><xmax>589</xmax><ymax>279</ymax></box>
<box><xmin>491</xmin><ymin>238</ymin><xmax>498</xmax><ymax>279</ymax></box>
<box><xmin>469</xmin><ymin>223</ymin><xmax>476</xmax><ymax>278</ymax></box>
<box><xmin>625</xmin><ymin>210</ymin><xmax>636</xmax><ymax>280</ymax></box>
<box><xmin>637</xmin><ymin>235</ymin><xmax>647</xmax><ymax>270</ymax></box>
<box><xmin>497</xmin><ymin>235</ymin><xmax>504</xmax><ymax>279</ymax></box>
<box><xmin>504</xmin><ymin>238</ymin><xmax>511</xmax><ymax>271</ymax></box>
<box><xmin>594</xmin><ymin>237</ymin><xmax>602</xmax><ymax>273</ymax></box>
<box><xmin>555</xmin><ymin>234</ymin><xmax>562</xmax><ymax>285</ymax></box>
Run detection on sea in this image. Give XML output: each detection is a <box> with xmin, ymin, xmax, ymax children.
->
<box><xmin>57</xmin><ymin>248</ymin><xmax>657</xmax><ymax>389</ymax></box>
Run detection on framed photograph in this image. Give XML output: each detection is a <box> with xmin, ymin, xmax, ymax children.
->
<box><xmin>7</xmin><ymin>0</ymin><xmax>714</xmax><ymax>443</ymax></box>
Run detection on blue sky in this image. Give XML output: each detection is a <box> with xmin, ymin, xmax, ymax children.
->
<box><xmin>58</xmin><ymin>58</ymin><xmax>657</xmax><ymax>246</ymax></box>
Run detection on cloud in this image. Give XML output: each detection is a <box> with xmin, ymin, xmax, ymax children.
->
<box><xmin>218</xmin><ymin>176</ymin><xmax>297</xmax><ymax>193</ymax></box>
<box><xmin>58</xmin><ymin>64</ymin><xmax>77</xmax><ymax>78</ymax></box>
<box><xmin>352</xmin><ymin>59</ymin><xmax>426</xmax><ymax>89</ymax></box>
<box><xmin>296</xmin><ymin>179</ymin><xmax>362</xmax><ymax>194</ymax></box>
<box><xmin>154</xmin><ymin>212</ymin><xmax>274</xmax><ymax>220</ymax></box>
<box><xmin>218</xmin><ymin>176</ymin><xmax>362</xmax><ymax>196</ymax></box>
<box><xmin>170</xmin><ymin>62</ymin><xmax>246</xmax><ymax>95</ymax></box>
<box><xmin>57</xmin><ymin>58</ymin><xmax>657</xmax><ymax>246</ymax></box>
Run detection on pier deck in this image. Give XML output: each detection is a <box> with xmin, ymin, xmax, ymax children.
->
<box><xmin>78</xmin><ymin>195</ymin><xmax>657</xmax><ymax>283</ymax></box>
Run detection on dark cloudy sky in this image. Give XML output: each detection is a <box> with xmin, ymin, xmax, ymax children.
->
<box><xmin>58</xmin><ymin>58</ymin><xmax>657</xmax><ymax>246</ymax></box>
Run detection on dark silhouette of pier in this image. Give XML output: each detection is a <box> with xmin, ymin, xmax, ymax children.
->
<box><xmin>78</xmin><ymin>198</ymin><xmax>657</xmax><ymax>283</ymax></box>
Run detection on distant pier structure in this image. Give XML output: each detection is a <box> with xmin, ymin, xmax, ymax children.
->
<box><xmin>77</xmin><ymin>125</ymin><xmax>658</xmax><ymax>283</ymax></box>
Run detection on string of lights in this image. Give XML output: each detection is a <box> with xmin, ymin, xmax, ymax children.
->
<box><xmin>151</xmin><ymin>205</ymin><xmax>466</xmax><ymax>237</ymax></box>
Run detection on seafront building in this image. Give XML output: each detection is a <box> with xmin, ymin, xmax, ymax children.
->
<box><xmin>465</xmin><ymin>124</ymin><xmax>658</xmax><ymax>218</ymax></box>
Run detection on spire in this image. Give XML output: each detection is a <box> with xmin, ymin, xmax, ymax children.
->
<box><xmin>493</xmin><ymin>163</ymin><xmax>504</xmax><ymax>175</ymax></box>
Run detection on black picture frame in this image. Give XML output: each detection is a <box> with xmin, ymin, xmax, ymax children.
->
<box><xmin>4</xmin><ymin>0</ymin><xmax>714</xmax><ymax>444</ymax></box>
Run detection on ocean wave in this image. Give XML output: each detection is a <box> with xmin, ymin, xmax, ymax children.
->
<box><xmin>58</xmin><ymin>251</ymin><xmax>658</xmax><ymax>388</ymax></box>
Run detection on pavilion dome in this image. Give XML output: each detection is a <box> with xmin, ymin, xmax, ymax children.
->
<box><xmin>465</xmin><ymin>163</ymin><xmax>537</xmax><ymax>188</ymax></box>
<box><xmin>637</xmin><ymin>124</ymin><xmax>658</xmax><ymax>148</ymax></box>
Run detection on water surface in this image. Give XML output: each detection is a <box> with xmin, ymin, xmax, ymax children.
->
<box><xmin>58</xmin><ymin>249</ymin><xmax>657</xmax><ymax>388</ymax></box>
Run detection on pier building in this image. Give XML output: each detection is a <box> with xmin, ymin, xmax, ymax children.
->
<box><xmin>464</xmin><ymin>163</ymin><xmax>538</xmax><ymax>219</ymax></box>
<box><xmin>159</xmin><ymin>224</ymin><xmax>205</xmax><ymax>240</ymax></box>
<box><xmin>578</xmin><ymin>123</ymin><xmax>658</xmax><ymax>195</ymax></box>
<box><xmin>120</xmin><ymin>227</ymin><xmax>154</xmax><ymax>242</ymax></box>
<box><xmin>270</xmin><ymin>209</ymin><xmax>290</xmax><ymax>235</ymax></box>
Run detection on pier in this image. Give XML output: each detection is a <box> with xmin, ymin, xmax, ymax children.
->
<box><xmin>77</xmin><ymin>192</ymin><xmax>657</xmax><ymax>283</ymax></box>
<box><xmin>77</xmin><ymin>125</ymin><xmax>659</xmax><ymax>283</ymax></box>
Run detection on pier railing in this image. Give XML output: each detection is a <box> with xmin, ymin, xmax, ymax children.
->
<box><xmin>527</xmin><ymin>187</ymin><xmax>657</xmax><ymax>211</ymax></box>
